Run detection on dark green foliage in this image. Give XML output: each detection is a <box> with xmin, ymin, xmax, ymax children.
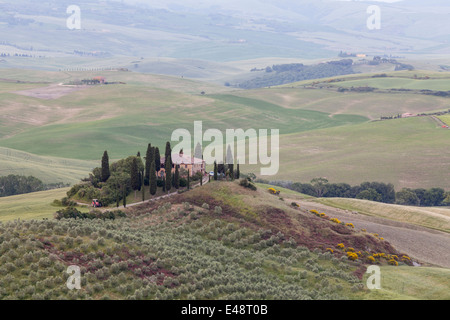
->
<box><xmin>68</xmin><ymin>156</ymin><xmax>144</xmax><ymax>206</ymax></box>
<box><xmin>356</xmin><ymin>188</ymin><xmax>382</xmax><ymax>202</ymax></box>
<box><xmin>238</xmin><ymin>60</ymin><xmax>354</xmax><ymax>89</ymax></box>
<box><xmin>187</xmin><ymin>170</ymin><xmax>190</xmax><ymax>190</ymax></box>
<box><xmin>154</xmin><ymin>147</ymin><xmax>161</xmax><ymax>172</ymax></box>
<box><xmin>396</xmin><ymin>188</ymin><xmax>420</xmax><ymax>206</ymax></box>
<box><xmin>101</xmin><ymin>151</ymin><xmax>110</xmax><ymax>182</ymax></box>
<box><xmin>150</xmin><ymin>157</ymin><xmax>157</xmax><ymax>196</ymax></box>
<box><xmin>123</xmin><ymin>186</ymin><xmax>127</xmax><ymax>208</ymax></box>
<box><xmin>310</xmin><ymin>178</ymin><xmax>329</xmax><ymax>197</ymax></box>
<box><xmin>54</xmin><ymin>207</ymin><xmax>83</xmax><ymax>220</ymax></box>
<box><xmin>174</xmin><ymin>165</ymin><xmax>180</xmax><ymax>189</ymax></box>
<box><xmin>213</xmin><ymin>161</ymin><xmax>218</xmax><ymax>181</ymax></box>
<box><xmin>0</xmin><ymin>175</ymin><xmax>44</xmax><ymax>197</ymax></box>
<box><xmin>165</xmin><ymin>142</ymin><xmax>171</xmax><ymax>160</ymax></box>
<box><xmin>130</xmin><ymin>157</ymin><xmax>140</xmax><ymax>193</ymax></box>
<box><xmin>144</xmin><ymin>144</ymin><xmax>152</xmax><ymax>186</ymax></box>
<box><xmin>55</xmin><ymin>208</ymin><xmax>126</xmax><ymax>220</ymax></box>
<box><xmin>141</xmin><ymin>172</ymin><xmax>145</xmax><ymax>202</ymax></box>
<box><xmin>421</xmin><ymin>188</ymin><xmax>446</xmax><ymax>206</ymax></box>
<box><xmin>359</xmin><ymin>182</ymin><xmax>395</xmax><ymax>204</ymax></box>
<box><xmin>165</xmin><ymin>154</ymin><xmax>172</xmax><ymax>192</ymax></box>
<box><xmin>239</xmin><ymin>178</ymin><xmax>257</xmax><ymax>191</ymax></box>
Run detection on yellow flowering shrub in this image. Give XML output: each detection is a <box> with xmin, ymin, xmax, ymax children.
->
<box><xmin>336</xmin><ymin>243</ymin><xmax>345</xmax><ymax>249</ymax></box>
<box><xmin>310</xmin><ymin>209</ymin><xmax>319</xmax><ymax>214</ymax></box>
<box><xmin>347</xmin><ymin>252</ymin><xmax>358</xmax><ymax>261</ymax></box>
<box><xmin>389</xmin><ymin>259</ymin><xmax>398</xmax><ymax>266</ymax></box>
<box><xmin>345</xmin><ymin>223</ymin><xmax>355</xmax><ymax>228</ymax></box>
<box><xmin>401</xmin><ymin>255</ymin><xmax>411</xmax><ymax>261</ymax></box>
<box><xmin>346</xmin><ymin>247</ymin><xmax>355</xmax><ymax>252</ymax></box>
<box><xmin>330</xmin><ymin>218</ymin><xmax>341</xmax><ymax>224</ymax></box>
<box><xmin>326</xmin><ymin>248</ymin><xmax>334</xmax><ymax>254</ymax></box>
<box><xmin>367</xmin><ymin>256</ymin><xmax>375</xmax><ymax>263</ymax></box>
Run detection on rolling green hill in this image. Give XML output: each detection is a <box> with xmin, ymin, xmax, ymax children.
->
<box><xmin>0</xmin><ymin>69</ymin><xmax>449</xmax><ymax>190</ymax></box>
<box><xmin>0</xmin><ymin>147</ymin><xmax>96</xmax><ymax>185</ymax></box>
<box><xmin>1</xmin><ymin>181</ymin><xmax>448</xmax><ymax>300</ymax></box>
<box><xmin>273</xmin><ymin>116</ymin><xmax>450</xmax><ymax>190</ymax></box>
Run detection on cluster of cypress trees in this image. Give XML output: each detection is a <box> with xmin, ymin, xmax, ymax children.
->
<box><xmin>100</xmin><ymin>140</ymin><xmax>206</xmax><ymax>207</ymax></box>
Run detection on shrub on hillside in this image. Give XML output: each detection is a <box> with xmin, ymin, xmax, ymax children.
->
<box><xmin>239</xmin><ymin>179</ymin><xmax>257</xmax><ymax>191</ymax></box>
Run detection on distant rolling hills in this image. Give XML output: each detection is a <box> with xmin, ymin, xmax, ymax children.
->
<box><xmin>0</xmin><ymin>68</ymin><xmax>449</xmax><ymax>190</ymax></box>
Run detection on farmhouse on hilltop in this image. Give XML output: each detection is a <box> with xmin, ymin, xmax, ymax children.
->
<box><xmin>159</xmin><ymin>150</ymin><xmax>205</xmax><ymax>177</ymax></box>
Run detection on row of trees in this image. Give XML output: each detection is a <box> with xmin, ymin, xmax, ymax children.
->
<box><xmin>212</xmin><ymin>161</ymin><xmax>240</xmax><ymax>181</ymax></box>
<box><xmin>265</xmin><ymin>178</ymin><xmax>449</xmax><ymax>207</ymax></box>
<box><xmin>70</xmin><ymin>141</ymin><xmax>202</xmax><ymax>207</ymax></box>
<box><xmin>0</xmin><ymin>175</ymin><xmax>57</xmax><ymax>198</ymax></box>
<box><xmin>238</xmin><ymin>60</ymin><xmax>355</xmax><ymax>89</ymax></box>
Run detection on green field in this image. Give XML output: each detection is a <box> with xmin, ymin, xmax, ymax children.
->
<box><xmin>0</xmin><ymin>146</ymin><xmax>96</xmax><ymax>184</ymax></box>
<box><xmin>0</xmin><ymin>187</ymin><xmax>84</xmax><ymax>222</ymax></box>
<box><xmin>439</xmin><ymin>115</ymin><xmax>450</xmax><ymax>126</ymax></box>
<box><xmin>0</xmin><ymin>69</ymin><xmax>449</xmax><ymax>191</ymax></box>
<box><xmin>271</xmin><ymin>116</ymin><xmax>450</xmax><ymax>190</ymax></box>
<box><xmin>363</xmin><ymin>266</ymin><xmax>450</xmax><ymax>300</ymax></box>
<box><xmin>331</xmin><ymin>77</ymin><xmax>450</xmax><ymax>91</ymax></box>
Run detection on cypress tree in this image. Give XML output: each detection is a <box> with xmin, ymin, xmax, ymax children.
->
<box><xmin>130</xmin><ymin>157</ymin><xmax>140</xmax><ymax>198</ymax></box>
<box><xmin>144</xmin><ymin>143</ymin><xmax>152</xmax><ymax>185</ymax></box>
<box><xmin>141</xmin><ymin>171</ymin><xmax>145</xmax><ymax>202</ymax></box>
<box><xmin>194</xmin><ymin>142</ymin><xmax>202</xmax><ymax>159</ymax></box>
<box><xmin>165</xmin><ymin>154</ymin><xmax>172</xmax><ymax>193</ymax></box>
<box><xmin>150</xmin><ymin>155</ymin><xmax>157</xmax><ymax>196</ymax></box>
<box><xmin>213</xmin><ymin>161</ymin><xmax>218</xmax><ymax>181</ymax></box>
<box><xmin>174</xmin><ymin>165</ymin><xmax>180</xmax><ymax>189</ymax></box>
<box><xmin>122</xmin><ymin>185</ymin><xmax>127</xmax><ymax>208</ymax></box>
<box><xmin>187</xmin><ymin>169</ymin><xmax>190</xmax><ymax>190</ymax></box>
<box><xmin>101</xmin><ymin>151</ymin><xmax>110</xmax><ymax>182</ymax></box>
<box><xmin>236</xmin><ymin>162</ymin><xmax>240</xmax><ymax>179</ymax></box>
<box><xmin>162</xmin><ymin>177</ymin><xmax>166</xmax><ymax>192</ymax></box>
<box><xmin>155</xmin><ymin>147</ymin><xmax>161</xmax><ymax>172</ymax></box>
<box><xmin>165</xmin><ymin>141</ymin><xmax>171</xmax><ymax>159</ymax></box>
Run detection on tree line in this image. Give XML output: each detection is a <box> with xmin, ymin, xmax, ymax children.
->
<box><xmin>0</xmin><ymin>175</ymin><xmax>68</xmax><ymax>198</ymax></box>
<box><xmin>236</xmin><ymin>60</ymin><xmax>355</xmax><ymax>89</ymax></box>
<box><xmin>262</xmin><ymin>178</ymin><xmax>450</xmax><ymax>207</ymax></box>
<box><xmin>67</xmin><ymin>141</ymin><xmax>204</xmax><ymax>207</ymax></box>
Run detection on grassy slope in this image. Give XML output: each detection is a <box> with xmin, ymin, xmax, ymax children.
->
<box><xmin>0</xmin><ymin>146</ymin><xmax>96</xmax><ymax>184</ymax></box>
<box><xmin>167</xmin><ymin>181</ymin><xmax>450</xmax><ymax>300</ymax></box>
<box><xmin>0</xmin><ymin>70</ymin><xmax>367</xmax><ymax>161</ymax></box>
<box><xmin>314</xmin><ymin>197</ymin><xmax>450</xmax><ymax>233</ymax></box>
<box><xmin>0</xmin><ymin>69</ymin><xmax>449</xmax><ymax>190</ymax></box>
<box><xmin>273</xmin><ymin>116</ymin><xmax>450</xmax><ymax>190</ymax></box>
<box><xmin>439</xmin><ymin>115</ymin><xmax>450</xmax><ymax>126</ymax></box>
<box><xmin>0</xmin><ymin>180</ymin><xmax>448</xmax><ymax>299</ymax></box>
<box><xmin>0</xmin><ymin>187</ymin><xmax>85</xmax><ymax>222</ymax></box>
<box><xmin>332</xmin><ymin>77</ymin><xmax>450</xmax><ymax>91</ymax></box>
<box><xmin>363</xmin><ymin>266</ymin><xmax>450</xmax><ymax>300</ymax></box>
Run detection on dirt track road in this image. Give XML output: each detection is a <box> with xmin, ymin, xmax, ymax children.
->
<box><xmin>294</xmin><ymin>200</ymin><xmax>450</xmax><ymax>268</ymax></box>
